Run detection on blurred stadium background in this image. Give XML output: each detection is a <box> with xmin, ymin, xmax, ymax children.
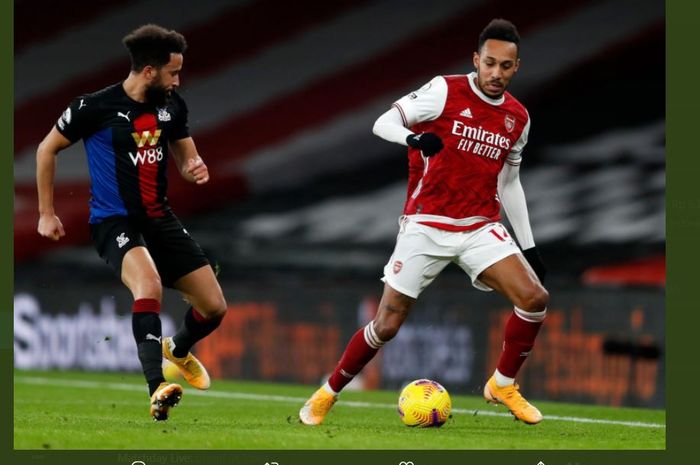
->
<box><xmin>14</xmin><ymin>0</ymin><xmax>665</xmax><ymax>408</ymax></box>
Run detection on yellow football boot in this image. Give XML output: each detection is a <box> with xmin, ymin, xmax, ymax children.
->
<box><xmin>483</xmin><ymin>376</ymin><xmax>543</xmax><ymax>425</ymax></box>
<box><xmin>150</xmin><ymin>382</ymin><xmax>183</xmax><ymax>421</ymax></box>
<box><xmin>162</xmin><ymin>336</ymin><xmax>211</xmax><ymax>390</ymax></box>
<box><xmin>299</xmin><ymin>386</ymin><xmax>338</xmax><ymax>425</ymax></box>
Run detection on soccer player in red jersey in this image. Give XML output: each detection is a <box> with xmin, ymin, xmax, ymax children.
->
<box><xmin>300</xmin><ymin>19</ymin><xmax>548</xmax><ymax>425</ymax></box>
<box><xmin>36</xmin><ymin>25</ymin><xmax>227</xmax><ymax>421</ymax></box>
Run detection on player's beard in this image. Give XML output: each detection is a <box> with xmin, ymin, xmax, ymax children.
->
<box><xmin>476</xmin><ymin>72</ymin><xmax>506</xmax><ymax>99</ymax></box>
<box><xmin>144</xmin><ymin>80</ymin><xmax>171</xmax><ymax>107</ymax></box>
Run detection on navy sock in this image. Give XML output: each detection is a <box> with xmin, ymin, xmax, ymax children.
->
<box><xmin>172</xmin><ymin>307</ymin><xmax>223</xmax><ymax>357</ymax></box>
<box><xmin>132</xmin><ymin>299</ymin><xmax>165</xmax><ymax>396</ymax></box>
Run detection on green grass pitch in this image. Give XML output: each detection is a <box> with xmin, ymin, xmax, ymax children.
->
<box><xmin>14</xmin><ymin>370</ymin><xmax>665</xmax><ymax>450</ymax></box>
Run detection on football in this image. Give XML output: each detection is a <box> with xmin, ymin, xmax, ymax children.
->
<box><xmin>397</xmin><ymin>379</ymin><xmax>452</xmax><ymax>427</ymax></box>
<box><xmin>162</xmin><ymin>359</ymin><xmax>183</xmax><ymax>381</ymax></box>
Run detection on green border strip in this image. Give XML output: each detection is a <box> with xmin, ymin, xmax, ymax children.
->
<box><xmin>666</xmin><ymin>0</ymin><xmax>694</xmax><ymax>460</ymax></box>
<box><xmin>6</xmin><ymin>0</ymin><xmax>685</xmax><ymax>464</ymax></box>
<box><xmin>2</xmin><ymin>0</ymin><xmax>14</xmax><ymax>460</ymax></box>
<box><xmin>5</xmin><ymin>450</ymin><xmax>673</xmax><ymax>465</ymax></box>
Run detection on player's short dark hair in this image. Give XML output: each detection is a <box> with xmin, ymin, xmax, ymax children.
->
<box><xmin>123</xmin><ymin>24</ymin><xmax>187</xmax><ymax>72</ymax></box>
<box><xmin>478</xmin><ymin>18</ymin><xmax>520</xmax><ymax>53</ymax></box>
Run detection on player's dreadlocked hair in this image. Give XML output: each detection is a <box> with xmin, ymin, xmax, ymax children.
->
<box><xmin>123</xmin><ymin>24</ymin><xmax>188</xmax><ymax>71</ymax></box>
<box><xmin>478</xmin><ymin>19</ymin><xmax>520</xmax><ymax>53</ymax></box>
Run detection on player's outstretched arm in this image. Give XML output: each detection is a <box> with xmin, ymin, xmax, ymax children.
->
<box><xmin>170</xmin><ymin>137</ymin><xmax>209</xmax><ymax>185</ymax></box>
<box><xmin>36</xmin><ymin>127</ymin><xmax>72</xmax><ymax>241</ymax></box>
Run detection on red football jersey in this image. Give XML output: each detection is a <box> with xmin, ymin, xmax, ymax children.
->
<box><xmin>393</xmin><ymin>73</ymin><xmax>530</xmax><ymax>231</ymax></box>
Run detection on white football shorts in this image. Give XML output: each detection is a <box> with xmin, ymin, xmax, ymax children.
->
<box><xmin>382</xmin><ymin>217</ymin><xmax>521</xmax><ymax>298</ymax></box>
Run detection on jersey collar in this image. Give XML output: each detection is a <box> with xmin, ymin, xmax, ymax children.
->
<box><xmin>467</xmin><ymin>72</ymin><xmax>505</xmax><ymax>106</ymax></box>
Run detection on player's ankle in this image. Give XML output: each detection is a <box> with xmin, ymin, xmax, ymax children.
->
<box><xmin>494</xmin><ymin>369</ymin><xmax>515</xmax><ymax>387</ymax></box>
<box><xmin>322</xmin><ymin>381</ymin><xmax>339</xmax><ymax>396</ymax></box>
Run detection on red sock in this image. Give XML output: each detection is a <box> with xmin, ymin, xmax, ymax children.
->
<box><xmin>327</xmin><ymin>322</ymin><xmax>383</xmax><ymax>393</ymax></box>
<box><xmin>132</xmin><ymin>298</ymin><xmax>160</xmax><ymax>313</ymax></box>
<box><xmin>496</xmin><ymin>308</ymin><xmax>545</xmax><ymax>378</ymax></box>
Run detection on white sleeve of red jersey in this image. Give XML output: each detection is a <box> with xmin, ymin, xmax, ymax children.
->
<box><xmin>373</xmin><ymin>107</ymin><xmax>414</xmax><ymax>145</ymax></box>
<box><xmin>506</xmin><ymin>114</ymin><xmax>531</xmax><ymax>165</ymax></box>
<box><xmin>498</xmin><ymin>162</ymin><xmax>535</xmax><ymax>250</ymax></box>
<box><xmin>392</xmin><ymin>76</ymin><xmax>448</xmax><ymax>127</ymax></box>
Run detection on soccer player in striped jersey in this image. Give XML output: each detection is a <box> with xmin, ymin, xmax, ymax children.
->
<box><xmin>36</xmin><ymin>24</ymin><xmax>228</xmax><ymax>421</ymax></box>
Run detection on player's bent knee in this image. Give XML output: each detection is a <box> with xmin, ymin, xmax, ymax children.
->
<box><xmin>130</xmin><ymin>276</ymin><xmax>162</xmax><ymax>300</ymax></box>
<box><xmin>524</xmin><ymin>286</ymin><xmax>549</xmax><ymax>312</ymax></box>
<box><xmin>513</xmin><ymin>284</ymin><xmax>549</xmax><ymax>312</ymax></box>
<box><xmin>372</xmin><ymin>318</ymin><xmax>402</xmax><ymax>342</ymax></box>
<box><xmin>197</xmin><ymin>301</ymin><xmax>228</xmax><ymax>321</ymax></box>
<box><xmin>198</xmin><ymin>294</ymin><xmax>227</xmax><ymax>320</ymax></box>
<box><xmin>373</xmin><ymin>292</ymin><xmax>412</xmax><ymax>342</ymax></box>
<box><xmin>211</xmin><ymin>300</ymin><xmax>228</xmax><ymax>320</ymax></box>
<box><xmin>373</xmin><ymin>324</ymin><xmax>399</xmax><ymax>342</ymax></box>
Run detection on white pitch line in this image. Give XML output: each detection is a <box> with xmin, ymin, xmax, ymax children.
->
<box><xmin>15</xmin><ymin>376</ymin><xmax>665</xmax><ymax>429</ymax></box>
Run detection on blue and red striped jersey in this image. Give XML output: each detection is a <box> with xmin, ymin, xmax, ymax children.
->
<box><xmin>55</xmin><ymin>82</ymin><xmax>190</xmax><ymax>224</ymax></box>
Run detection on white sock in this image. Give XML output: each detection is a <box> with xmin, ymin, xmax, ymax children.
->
<box><xmin>322</xmin><ymin>381</ymin><xmax>338</xmax><ymax>396</ymax></box>
<box><xmin>494</xmin><ymin>369</ymin><xmax>515</xmax><ymax>387</ymax></box>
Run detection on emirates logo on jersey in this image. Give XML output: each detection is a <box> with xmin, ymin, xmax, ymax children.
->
<box><xmin>393</xmin><ymin>260</ymin><xmax>403</xmax><ymax>274</ymax></box>
<box><xmin>504</xmin><ymin>114</ymin><xmax>516</xmax><ymax>133</ymax></box>
<box><xmin>452</xmin><ymin>120</ymin><xmax>510</xmax><ymax>160</ymax></box>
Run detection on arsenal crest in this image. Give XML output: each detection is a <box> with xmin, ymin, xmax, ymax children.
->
<box><xmin>393</xmin><ymin>260</ymin><xmax>403</xmax><ymax>274</ymax></box>
<box><xmin>504</xmin><ymin>114</ymin><xmax>516</xmax><ymax>133</ymax></box>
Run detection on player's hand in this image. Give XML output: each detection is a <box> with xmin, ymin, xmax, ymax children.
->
<box><xmin>522</xmin><ymin>247</ymin><xmax>546</xmax><ymax>285</ymax></box>
<box><xmin>406</xmin><ymin>132</ymin><xmax>444</xmax><ymax>157</ymax></box>
<box><xmin>186</xmin><ymin>157</ymin><xmax>209</xmax><ymax>185</ymax></box>
<box><xmin>37</xmin><ymin>213</ymin><xmax>66</xmax><ymax>241</ymax></box>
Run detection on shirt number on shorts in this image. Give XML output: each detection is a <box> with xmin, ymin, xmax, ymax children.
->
<box><xmin>488</xmin><ymin>225</ymin><xmax>510</xmax><ymax>242</ymax></box>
